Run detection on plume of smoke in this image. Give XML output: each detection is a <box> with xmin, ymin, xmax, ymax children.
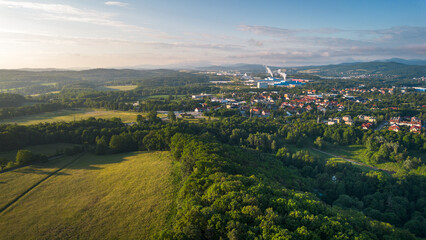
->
<box><xmin>278</xmin><ymin>69</ymin><xmax>287</xmax><ymax>81</ymax></box>
<box><xmin>265</xmin><ymin>66</ymin><xmax>274</xmax><ymax>77</ymax></box>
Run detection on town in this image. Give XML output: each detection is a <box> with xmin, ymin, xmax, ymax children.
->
<box><xmin>181</xmin><ymin>66</ymin><xmax>425</xmax><ymax>134</ymax></box>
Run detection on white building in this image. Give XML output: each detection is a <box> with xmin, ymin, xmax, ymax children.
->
<box><xmin>257</xmin><ymin>82</ymin><xmax>269</xmax><ymax>89</ymax></box>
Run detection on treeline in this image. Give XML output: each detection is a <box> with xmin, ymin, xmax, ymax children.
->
<box><xmin>0</xmin><ymin>146</ymin><xmax>84</xmax><ymax>172</ymax></box>
<box><xmin>36</xmin><ymin>83</ymin><xmax>218</xmax><ymax>112</ymax></box>
<box><xmin>1</xmin><ymin>116</ymin><xmax>424</xmax><ymax>168</ymax></box>
<box><xmin>0</xmin><ymin>93</ymin><xmax>26</xmax><ymax>108</ymax></box>
<box><xmin>0</xmin><ymin>103</ymin><xmax>65</xmax><ymax>120</ymax></box>
<box><xmin>203</xmin><ymin>108</ymin><xmax>241</xmax><ymax>118</ymax></box>
<box><xmin>136</xmin><ymin>98</ymin><xmax>201</xmax><ymax>112</ymax></box>
<box><xmin>0</xmin><ymin>149</ymin><xmax>47</xmax><ymax>171</ymax></box>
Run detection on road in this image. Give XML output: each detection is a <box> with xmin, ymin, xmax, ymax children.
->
<box><xmin>311</xmin><ymin>148</ymin><xmax>394</xmax><ymax>174</ymax></box>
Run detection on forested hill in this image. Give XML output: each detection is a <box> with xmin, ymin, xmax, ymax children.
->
<box><xmin>0</xmin><ymin>69</ymin><xmax>174</xmax><ymax>82</ymax></box>
<box><xmin>0</xmin><ymin>93</ymin><xmax>26</xmax><ymax>108</ymax></box>
<box><xmin>290</xmin><ymin>61</ymin><xmax>426</xmax><ymax>78</ymax></box>
<box><xmin>197</xmin><ymin>64</ymin><xmax>278</xmax><ymax>73</ymax></box>
<box><xmin>0</xmin><ymin>69</ymin><xmax>211</xmax><ymax>86</ymax></box>
<box><xmin>0</xmin><ymin>69</ymin><xmax>230</xmax><ymax>95</ymax></box>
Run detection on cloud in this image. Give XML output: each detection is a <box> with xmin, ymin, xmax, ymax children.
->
<box><xmin>104</xmin><ymin>1</ymin><xmax>128</xmax><ymax>7</ymax></box>
<box><xmin>248</xmin><ymin>39</ymin><xmax>263</xmax><ymax>47</ymax></box>
<box><xmin>0</xmin><ymin>1</ymin><xmax>140</xmax><ymax>31</ymax></box>
<box><xmin>236</xmin><ymin>24</ymin><xmax>426</xmax><ymax>65</ymax></box>
<box><xmin>143</xmin><ymin>42</ymin><xmax>245</xmax><ymax>51</ymax></box>
<box><xmin>239</xmin><ymin>25</ymin><xmax>299</xmax><ymax>36</ymax></box>
<box><xmin>239</xmin><ymin>25</ymin><xmax>343</xmax><ymax>37</ymax></box>
<box><xmin>239</xmin><ymin>25</ymin><xmax>426</xmax><ymax>46</ymax></box>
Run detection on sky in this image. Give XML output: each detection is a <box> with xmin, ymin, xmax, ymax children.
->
<box><xmin>0</xmin><ymin>0</ymin><xmax>425</xmax><ymax>69</ymax></box>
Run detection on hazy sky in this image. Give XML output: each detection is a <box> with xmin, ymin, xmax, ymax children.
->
<box><xmin>0</xmin><ymin>0</ymin><xmax>425</xmax><ymax>68</ymax></box>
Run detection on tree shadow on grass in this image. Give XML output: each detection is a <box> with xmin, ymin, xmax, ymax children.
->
<box><xmin>62</xmin><ymin>152</ymin><xmax>143</xmax><ymax>171</ymax></box>
<box><xmin>1</xmin><ymin>151</ymin><xmax>150</xmax><ymax>176</ymax></box>
<box><xmin>14</xmin><ymin>168</ymin><xmax>70</xmax><ymax>176</ymax></box>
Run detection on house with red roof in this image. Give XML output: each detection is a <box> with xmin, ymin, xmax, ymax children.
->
<box><xmin>410</xmin><ymin>126</ymin><xmax>421</xmax><ymax>133</ymax></box>
<box><xmin>388</xmin><ymin>125</ymin><xmax>400</xmax><ymax>132</ymax></box>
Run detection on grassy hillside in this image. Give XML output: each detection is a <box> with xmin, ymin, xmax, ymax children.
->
<box><xmin>0</xmin><ymin>69</ymin><xmax>222</xmax><ymax>95</ymax></box>
<box><xmin>96</xmin><ymin>85</ymin><xmax>138</xmax><ymax>91</ymax></box>
<box><xmin>0</xmin><ymin>108</ymin><xmax>142</xmax><ymax>125</ymax></box>
<box><xmin>0</xmin><ymin>155</ymin><xmax>77</xmax><ymax>210</ymax></box>
<box><xmin>292</xmin><ymin>61</ymin><xmax>426</xmax><ymax>77</ymax></box>
<box><xmin>0</xmin><ymin>151</ymin><xmax>175</xmax><ymax>240</ymax></box>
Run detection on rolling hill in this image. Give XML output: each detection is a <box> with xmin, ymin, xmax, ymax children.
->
<box><xmin>290</xmin><ymin>61</ymin><xmax>426</xmax><ymax>78</ymax></box>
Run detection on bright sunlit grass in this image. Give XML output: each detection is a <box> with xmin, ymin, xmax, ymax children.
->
<box><xmin>0</xmin><ymin>108</ymin><xmax>143</xmax><ymax>125</ymax></box>
<box><xmin>97</xmin><ymin>85</ymin><xmax>138</xmax><ymax>91</ymax></box>
<box><xmin>0</xmin><ymin>151</ymin><xmax>174</xmax><ymax>239</ymax></box>
<box><xmin>0</xmin><ymin>155</ymin><xmax>76</xmax><ymax>211</ymax></box>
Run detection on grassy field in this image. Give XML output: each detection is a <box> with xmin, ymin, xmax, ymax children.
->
<box><xmin>0</xmin><ymin>155</ymin><xmax>76</xmax><ymax>211</ymax></box>
<box><xmin>29</xmin><ymin>91</ymin><xmax>60</xmax><ymax>97</ymax></box>
<box><xmin>0</xmin><ymin>151</ymin><xmax>175</xmax><ymax>239</ymax></box>
<box><xmin>96</xmin><ymin>85</ymin><xmax>138</xmax><ymax>91</ymax></box>
<box><xmin>315</xmin><ymin>144</ymin><xmax>426</xmax><ymax>175</ymax></box>
<box><xmin>284</xmin><ymin>144</ymin><xmax>333</xmax><ymax>160</ymax></box>
<box><xmin>284</xmin><ymin>144</ymin><xmax>376</xmax><ymax>172</ymax></box>
<box><xmin>0</xmin><ymin>108</ymin><xmax>144</xmax><ymax>125</ymax></box>
<box><xmin>321</xmin><ymin>145</ymin><xmax>367</xmax><ymax>163</ymax></box>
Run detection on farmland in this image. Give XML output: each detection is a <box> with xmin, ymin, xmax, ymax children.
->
<box><xmin>96</xmin><ymin>85</ymin><xmax>138</xmax><ymax>91</ymax></box>
<box><xmin>0</xmin><ymin>151</ymin><xmax>175</xmax><ymax>239</ymax></box>
<box><xmin>0</xmin><ymin>108</ymin><xmax>143</xmax><ymax>125</ymax></box>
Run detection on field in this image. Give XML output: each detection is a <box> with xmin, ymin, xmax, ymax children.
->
<box><xmin>284</xmin><ymin>144</ymin><xmax>378</xmax><ymax>172</ymax></box>
<box><xmin>319</xmin><ymin>145</ymin><xmax>367</xmax><ymax>163</ymax></box>
<box><xmin>96</xmin><ymin>85</ymin><xmax>138</xmax><ymax>91</ymax></box>
<box><xmin>0</xmin><ymin>108</ymin><xmax>144</xmax><ymax>125</ymax></box>
<box><xmin>0</xmin><ymin>151</ymin><xmax>175</xmax><ymax>239</ymax></box>
<box><xmin>0</xmin><ymin>155</ymin><xmax>76</xmax><ymax>211</ymax></box>
<box><xmin>313</xmin><ymin>144</ymin><xmax>426</xmax><ymax>175</ymax></box>
<box><xmin>29</xmin><ymin>91</ymin><xmax>60</xmax><ymax>97</ymax></box>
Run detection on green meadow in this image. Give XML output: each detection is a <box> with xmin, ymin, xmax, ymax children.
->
<box><xmin>0</xmin><ymin>151</ymin><xmax>174</xmax><ymax>240</ymax></box>
<box><xmin>0</xmin><ymin>155</ymin><xmax>76</xmax><ymax>211</ymax></box>
<box><xmin>0</xmin><ymin>108</ymin><xmax>142</xmax><ymax>125</ymax></box>
<box><xmin>96</xmin><ymin>85</ymin><xmax>138</xmax><ymax>91</ymax></box>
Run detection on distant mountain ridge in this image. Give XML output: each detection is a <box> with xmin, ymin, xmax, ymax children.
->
<box><xmin>288</xmin><ymin>61</ymin><xmax>426</xmax><ymax>78</ymax></box>
<box><xmin>3</xmin><ymin>59</ymin><xmax>426</xmax><ymax>78</ymax></box>
<box><xmin>376</xmin><ymin>58</ymin><xmax>426</xmax><ymax>66</ymax></box>
<box><xmin>196</xmin><ymin>63</ymin><xmax>280</xmax><ymax>72</ymax></box>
